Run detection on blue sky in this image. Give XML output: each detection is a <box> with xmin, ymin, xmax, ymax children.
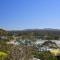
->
<box><xmin>0</xmin><ymin>0</ymin><xmax>60</xmax><ymax>30</ymax></box>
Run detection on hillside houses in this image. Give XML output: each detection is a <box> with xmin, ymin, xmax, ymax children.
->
<box><xmin>0</xmin><ymin>36</ymin><xmax>8</xmax><ymax>40</ymax></box>
<box><xmin>36</xmin><ymin>41</ymin><xmax>58</xmax><ymax>51</ymax></box>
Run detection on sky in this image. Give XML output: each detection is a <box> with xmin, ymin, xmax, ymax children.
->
<box><xmin>0</xmin><ymin>0</ymin><xmax>60</xmax><ymax>30</ymax></box>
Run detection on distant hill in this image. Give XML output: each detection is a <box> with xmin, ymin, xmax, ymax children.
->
<box><xmin>1</xmin><ymin>28</ymin><xmax>60</xmax><ymax>40</ymax></box>
<box><xmin>8</xmin><ymin>28</ymin><xmax>60</xmax><ymax>40</ymax></box>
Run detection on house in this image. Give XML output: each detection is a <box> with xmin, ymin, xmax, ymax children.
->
<box><xmin>32</xmin><ymin>58</ymin><xmax>40</xmax><ymax>60</ymax></box>
<box><xmin>16</xmin><ymin>39</ymin><xmax>33</xmax><ymax>46</ymax></box>
<box><xmin>36</xmin><ymin>41</ymin><xmax>58</xmax><ymax>51</ymax></box>
<box><xmin>7</xmin><ymin>39</ymin><xmax>33</xmax><ymax>46</ymax></box>
<box><xmin>0</xmin><ymin>36</ymin><xmax>8</xmax><ymax>40</ymax></box>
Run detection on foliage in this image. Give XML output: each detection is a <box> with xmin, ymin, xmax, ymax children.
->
<box><xmin>34</xmin><ymin>51</ymin><xmax>57</xmax><ymax>60</ymax></box>
<box><xmin>0</xmin><ymin>28</ymin><xmax>60</xmax><ymax>60</ymax></box>
<box><xmin>7</xmin><ymin>45</ymin><xmax>34</xmax><ymax>60</ymax></box>
<box><xmin>0</xmin><ymin>51</ymin><xmax>8</xmax><ymax>60</ymax></box>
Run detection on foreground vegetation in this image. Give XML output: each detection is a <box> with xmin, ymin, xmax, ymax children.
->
<box><xmin>33</xmin><ymin>51</ymin><xmax>57</xmax><ymax>60</ymax></box>
<box><xmin>0</xmin><ymin>29</ymin><xmax>60</xmax><ymax>60</ymax></box>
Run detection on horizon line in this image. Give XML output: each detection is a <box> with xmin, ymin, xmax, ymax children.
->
<box><xmin>1</xmin><ymin>27</ymin><xmax>60</xmax><ymax>31</ymax></box>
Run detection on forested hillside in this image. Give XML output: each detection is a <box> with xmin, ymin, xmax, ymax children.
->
<box><xmin>8</xmin><ymin>29</ymin><xmax>60</xmax><ymax>40</ymax></box>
